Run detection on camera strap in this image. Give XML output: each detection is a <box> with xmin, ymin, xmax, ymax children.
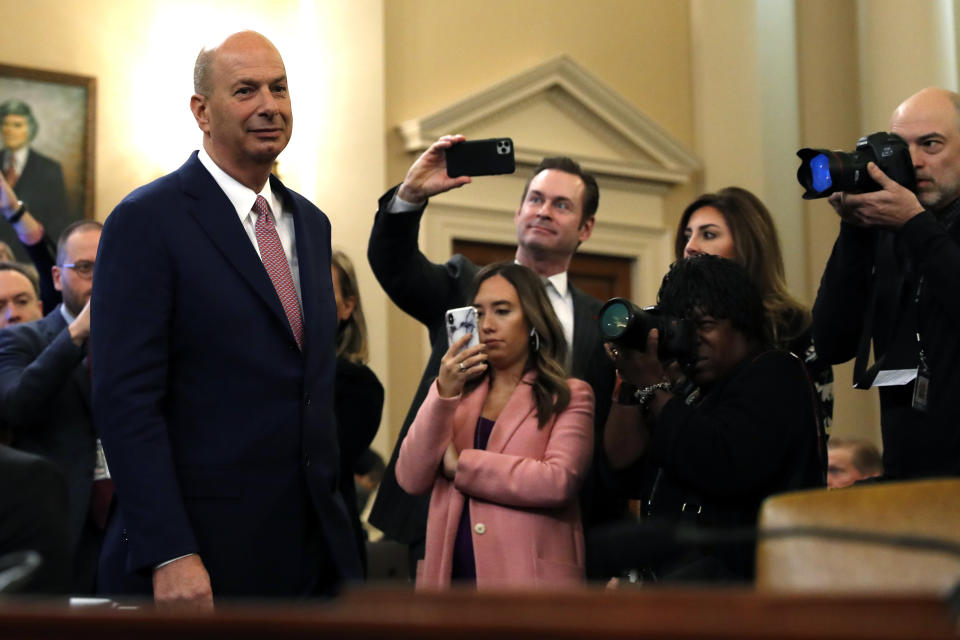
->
<box><xmin>854</xmin><ymin>232</ymin><xmax>925</xmax><ymax>390</ymax></box>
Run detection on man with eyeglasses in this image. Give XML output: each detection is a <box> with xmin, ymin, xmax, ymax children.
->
<box><xmin>0</xmin><ymin>219</ymin><xmax>105</xmax><ymax>593</ymax></box>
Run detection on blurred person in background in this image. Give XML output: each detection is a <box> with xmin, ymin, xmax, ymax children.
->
<box><xmin>331</xmin><ymin>249</ymin><xmax>384</xmax><ymax>574</ymax></box>
<box><xmin>827</xmin><ymin>437</ymin><xmax>883</xmax><ymax>488</ymax></box>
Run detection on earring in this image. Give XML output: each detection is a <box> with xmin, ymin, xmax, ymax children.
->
<box><xmin>529</xmin><ymin>327</ymin><xmax>540</xmax><ymax>352</ymax></box>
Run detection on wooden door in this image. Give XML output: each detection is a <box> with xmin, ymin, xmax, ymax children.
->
<box><xmin>452</xmin><ymin>240</ymin><xmax>632</xmax><ymax>303</ymax></box>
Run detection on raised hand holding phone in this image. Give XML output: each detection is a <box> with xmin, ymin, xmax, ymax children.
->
<box><xmin>444</xmin><ymin>138</ymin><xmax>515</xmax><ymax>177</ymax></box>
<box><xmin>438</xmin><ymin>307</ymin><xmax>487</xmax><ymax>397</ymax></box>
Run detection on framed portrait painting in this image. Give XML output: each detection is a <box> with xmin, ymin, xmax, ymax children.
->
<box><xmin>0</xmin><ymin>63</ymin><xmax>95</xmax><ymax>261</ymax></box>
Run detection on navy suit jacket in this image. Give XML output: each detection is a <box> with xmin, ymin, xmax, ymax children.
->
<box><xmin>0</xmin><ymin>308</ymin><xmax>94</xmax><ymax>553</ymax></box>
<box><xmin>91</xmin><ymin>152</ymin><xmax>361</xmax><ymax>597</ymax></box>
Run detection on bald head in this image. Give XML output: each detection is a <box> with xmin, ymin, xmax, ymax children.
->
<box><xmin>891</xmin><ymin>87</ymin><xmax>960</xmax><ymax>130</ymax></box>
<box><xmin>193</xmin><ymin>31</ymin><xmax>283</xmax><ymax>96</ymax></box>
<box><xmin>189</xmin><ymin>29</ymin><xmax>291</xmax><ymax>191</ymax></box>
<box><xmin>890</xmin><ymin>87</ymin><xmax>960</xmax><ymax>210</ymax></box>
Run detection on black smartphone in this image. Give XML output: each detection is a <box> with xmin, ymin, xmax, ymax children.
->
<box><xmin>445</xmin><ymin>138</ymin><xmax>515</xmax><ymax>178</ymax></box>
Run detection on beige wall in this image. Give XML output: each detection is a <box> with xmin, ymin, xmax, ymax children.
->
<box><xmin>796</xmin><ymin>0</ymin><xmax>881</xmax><ymax>445</ymax></box>
<box><xmin>0</xmin><ymin>0</ymin><xmax>392</xmax><ymax>453</ymax></box>
<box><xmin>2</xmin><ymin>0</ymin><xmax>918</xmax><ymax>460</ymax></box>
<box><xmin>382</xmin><ymin>0</ymin><xmax>700</xmax><ymax>447</ymax></box>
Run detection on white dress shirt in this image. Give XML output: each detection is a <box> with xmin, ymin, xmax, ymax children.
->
<box><xmin>197</xmin><ymin>146</ymin><xmax>302</xmax><ymax>306</ymax></box>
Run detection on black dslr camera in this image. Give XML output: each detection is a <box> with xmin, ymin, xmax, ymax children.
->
<box><xmin>598</xmin><ymin>298</ymin><xmax>695</xmax><ymax>364</ymax></box>
<box><xmin>796</xmin><ymin>132</ymin><xmax>916</xmax><ymax>199</ymax></box>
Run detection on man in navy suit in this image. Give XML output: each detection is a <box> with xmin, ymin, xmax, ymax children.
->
<box><xmin>0</xmin><ymin>220</ymin><xmax>102</xmax><ymax>593</ymax></box>
<box><xmin>91</xmin><ymin>30</ymin><xmax>360</xmax><ymax>609</ymax></box>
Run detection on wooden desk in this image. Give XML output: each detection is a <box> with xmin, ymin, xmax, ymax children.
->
<box><xmin>0</xmin><ymin>586</ymin><xmax>957</xmax><ymax>639</ymax></box>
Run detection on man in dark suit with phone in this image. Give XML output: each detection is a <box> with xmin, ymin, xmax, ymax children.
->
<box><xmin>367</xmin><ymin>134</ymin><xmax>618</xmax><ymax>577</ymax></box>
<box><xmin>91</xmin><ymin>30</ymin><xmax>360</xmax><ymax>608</ymax></box>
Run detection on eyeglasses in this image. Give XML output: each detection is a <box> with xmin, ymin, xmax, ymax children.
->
<box><xmin>62</xmin><ymin>260</ymin><xmax>95</xmax><ymax>278</ymax></box>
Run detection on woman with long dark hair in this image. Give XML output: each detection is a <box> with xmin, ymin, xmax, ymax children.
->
<box><xmin>675</xmin><ymin>187</ymin><xmax>833</xmax><ymax>429</ymax></box>
<box><xmin>396</xmin><ymin>262</ymin><xmax>594</xmax><ymax>589</ymax></box>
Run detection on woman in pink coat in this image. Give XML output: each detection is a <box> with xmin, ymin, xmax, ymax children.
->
<box><xmin>396</xmin><ymin>262</ymin><xmax>595</xmax><ymax>589</ymax></box>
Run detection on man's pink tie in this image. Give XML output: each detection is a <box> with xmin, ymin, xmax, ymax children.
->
<box><xmin>253</xmin><ymin>195</ymin><xmax>303</xmax><ymax>349</ymax></box>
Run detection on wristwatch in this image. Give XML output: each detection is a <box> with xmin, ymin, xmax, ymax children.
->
<box><xmin>6</xmin><ymin>200</ymin><xmax>26</xmax><ymax>224</ymax></box>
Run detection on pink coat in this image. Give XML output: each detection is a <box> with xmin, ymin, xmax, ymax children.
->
<box><xmin>396</xmin><ymin>372</ymin><xmax>595</xmax><ymax>589</ymax></box>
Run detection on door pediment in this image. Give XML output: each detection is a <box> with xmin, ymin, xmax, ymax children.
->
<box><xmin>398</xmin><ymin>55</ymin><xmax>698</xmax><ymax>186</ymax></box>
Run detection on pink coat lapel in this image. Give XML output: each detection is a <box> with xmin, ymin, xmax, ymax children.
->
<box><xmin>485</xmin><ymin>371</ymin><xmax>538</xmax><ymax>454</ymax></box>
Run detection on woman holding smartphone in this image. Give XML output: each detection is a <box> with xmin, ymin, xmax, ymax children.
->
<box><xmin>396</xmin><ymin>262</ymin><xmax>594</xmax><ymax>589</ymax></box>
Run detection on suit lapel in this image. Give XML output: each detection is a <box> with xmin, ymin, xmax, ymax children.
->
<box><xmin>452</xmin><ymin>380</ymin><xmax>489</xmax><ymax>452</ymax></box>
<box><xmin>179</xmin><ymin>154</ymin><xmax>296</xmax><ymax>344</ymax></box>
<box><xmin>38</xmin><ymin>308</ymin><xmax>66</xmax><ymax>344</ymax></box>
<box><xmin>485</xmin><ymin>371</ymin><xmax>538</xmax><ymax>453</ymax></box>
<box><xmin>569</xmin><ymin>285</ymin><xmax>597</xmax><ymax>379</ymax></box>
<box><xmin>282</xmin><ymin>177</ymin><xmax>323</xmax><ymax>356</ymax></box>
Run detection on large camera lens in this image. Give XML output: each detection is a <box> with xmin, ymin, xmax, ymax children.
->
<box><xmin>796</xmin><ymin>148</ymin><xmax>870</xmax><ymax>199</ymax></box>
<box><xmin>599</xmin><ymin>299</ymin><xmax>633</xmax><ymax>342</ymax></box>
<box><xmin>796</xmin><ymin>132</ymin><xmax>915</xmax><ymax>199</ymax></box>
<box><xmin>808</xmin><ymin>153</ymin><xmax>833</xmax><ymax>193</ymax></box>
<box><xmin>598</xmin><ymin>298</ymin><xmax>695</xmax><ymax>363</ymax></box>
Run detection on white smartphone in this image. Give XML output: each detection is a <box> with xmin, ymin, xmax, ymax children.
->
<box><xmin>445</xmin><ymin>306</ymin><xmax>480</xmax><ymax>351</ymax></box>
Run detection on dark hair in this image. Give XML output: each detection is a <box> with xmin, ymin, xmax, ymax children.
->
<box><xmin>828</xmin><ymin>437</ymin><xmax>883</xmax><ymax>476</ymax></box>
<box><xmin>56</xmin><ymin>220</ymin><xmax>103</xmax><ymax>266</ymax></box>
<box><xmin>332</xmin><ymin>250</ymin><xmax>369</xmax><ymax>364</ymax></box>
<box><xmin>657</xmin><ymin>254</ymin><xmax>767</xmax><ymax>345</ymax></box>
<box><xmin>675</xmin><ymin>187</ymin><xmax>810</xmax><ymax>345</ymax></box>
<box><xmin>0</xmin><ymin>100</ymin><xmax>39</xmax><ymax>142</ymax></box>
<box><xmin>519</xmin><ymin>156</ymin><xmax>599</xmax><ymax>223</ymax></box>
<box><xmin>0</xmin><ymin>260</ymin><xmax>40</xmax><ymax>297</ymax></box>
<box><xmin>466</xmin><ymin>262</ymin><xmax>570</xmax><ymax>428</ymax></box>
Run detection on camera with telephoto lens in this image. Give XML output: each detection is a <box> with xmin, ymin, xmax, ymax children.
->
<box><xmin>796</xmin><ymin>132</ymin><xmax>916</xmax><ymax>199</ymax></box>
<box><xmin>598</xmin><ymin>298</ymin><xmax>696</xmax><ymax>364</ymax></box>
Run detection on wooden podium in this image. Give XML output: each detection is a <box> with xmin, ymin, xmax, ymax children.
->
<box><xmin>0</xmin><ymin>586</ymin><xmax>957</xmax><ymax>639</ymax></box>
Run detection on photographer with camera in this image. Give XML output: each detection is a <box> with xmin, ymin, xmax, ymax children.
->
<box><xmin>602</xmin><ymin>256</ymin><xmax>825</xmax><ymax>581</ymax></box>
<box><xmin>811</xmin><ymin>87</ymin><xmax>960</xmax><ymax>479</ymax></box>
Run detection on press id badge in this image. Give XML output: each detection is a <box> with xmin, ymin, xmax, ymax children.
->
<box><xmin>93</xmin><ymin>438</ymin><xmax>111</xmax><ymax>481</ymax></box>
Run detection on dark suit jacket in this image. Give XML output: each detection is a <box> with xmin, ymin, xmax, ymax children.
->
<box><xmin>91</xmin><ymin>152</ymin><xmax>361</xmax><ymax>598</ymax></box>
<box><xmin>0</xmin><ymin>444</ymin><xmax>70</xmax><ymax>594</ymax></box>
<box><xmin>366</xmin><ymin>186</ymin><xmax>618</xmax><ymax>551</ymax></box>
<box><xmin>0</xmin><ymin>309</ymin><xmax>94</xmax><ymax>553</ymax></box>
<box><xmin>334</xmin><ymin>357</ymin><xmax>384</xmax><ymax>573</ymax></box>
<box><xmin>0</xmin><ymin>148</ymin><xmax>70</xmax><ymax>263</ymax></box>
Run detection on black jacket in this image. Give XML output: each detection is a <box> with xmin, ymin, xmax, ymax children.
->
<box><xmin>812</xmin><ymin>202</ymin><xmax>960</xmax><ymax>478</ymax></box>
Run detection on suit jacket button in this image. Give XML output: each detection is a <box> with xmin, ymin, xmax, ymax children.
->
<box><xmin>304</xmin><ymin>455</ymin><xmax>312</xmax><ymax>468</ymax></box>
<box><xmin>304</xmin><ymin>393</ymin><xmax>311</xmax><ymax>407</ymax></box>
<box><xmin>473</xmin><ymin>522</ymin><xmax>486</xmax><ymax>535</ymax></box>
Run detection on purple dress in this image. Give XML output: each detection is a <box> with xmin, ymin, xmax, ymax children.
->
<box><xmin>450</xmin><ymin>416</ymin><xmax>496</xmax><ymax>582</ymax></box>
